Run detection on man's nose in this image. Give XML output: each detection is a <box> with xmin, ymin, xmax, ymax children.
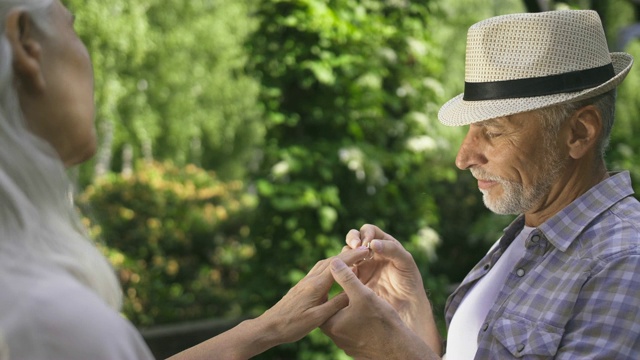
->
<box><xmin>455</xmin><ymin>127</ymin><xmax>487</xmax><ymax>170</ymax></box>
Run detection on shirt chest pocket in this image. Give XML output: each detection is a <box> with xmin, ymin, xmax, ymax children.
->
<box><xmin>491</xmin><ymin>313</ymin><xmax>564</xmax><ymax>359</ymax></box>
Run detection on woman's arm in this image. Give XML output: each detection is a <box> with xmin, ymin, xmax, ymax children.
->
<box><xmin>167</xmin><ymin>247</ymin><xmax>371</xmax><ymax>360</ymax></box>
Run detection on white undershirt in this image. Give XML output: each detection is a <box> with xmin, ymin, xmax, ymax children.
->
<box><xmin>444</xmin><ymin>226</ymin><xmax>534</xmax><ymax>360</ymax></box>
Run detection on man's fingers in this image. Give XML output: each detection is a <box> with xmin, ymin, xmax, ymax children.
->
<box><xmin>346</xmin><ymin>229</ymin><xmax>362</xmax><ymax>249</ymax></box>
<box><xmin>369</xmin><ymin>239</ymin><xmax>418</xmax><ymax>271</ymax></box>
<box><xmin>330</xmin><ymin>258</ymin><xmax>369</xmax><ymax>296</ymax></box>
<box><xmin>358</xmin><ymin>224</ymin><xmax>378</xmax><ymax>247</ymax></box>
<box><xmin>358</xmin><ymin>224</ymin><xmax>396</xmax><ymax>247</ymax></box>
<box><xmin>304</xmin><ymin>248</ymin><xmax>368</xmax><ymax>292</ymax></box>
<box><xmin>346</xmin><ymin>225</ymin><xmax>396</xmax><ymax>248</ymax></box>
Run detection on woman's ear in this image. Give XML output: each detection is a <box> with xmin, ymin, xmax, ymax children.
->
<box><xmin>5</xmin><ymin>8</ymin><xmax>45</xmax><ymax>92</ymax></box>
<box><xmin>566</xmin><ymin>105</ymin><xmax>602</xmax><ymax>160</ymax></box>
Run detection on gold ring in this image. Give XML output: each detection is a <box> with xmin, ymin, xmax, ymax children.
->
<box><xmin>353</xmin><ymin>246</ymin><xmax>374</xmax><ymax>267</ymax></box>
<box><xmin>363</xmin><ymin>247</ymin><xmax>374</xmax><ymax>261</ymax></box>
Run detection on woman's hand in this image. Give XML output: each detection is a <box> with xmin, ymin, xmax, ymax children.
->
<box><xmin>168</xmin><ymin>248</ymin><xmax>373</xmax><ymax>360</ymax></box>
<box><xmin>171</xmin><ymin>248</ymin><xmax>368</xmax><ymax>360</ymax></box>
<box><xmin>340</xmin><ymin>224</ymin><xmax>442</xmax><ymax>353</ymax></box>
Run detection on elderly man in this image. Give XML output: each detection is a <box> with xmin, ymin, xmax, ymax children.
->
<box><xmin>322</xmin><ymin>10</ymin><xmax>640</xmax><ymax>359</ymax></box>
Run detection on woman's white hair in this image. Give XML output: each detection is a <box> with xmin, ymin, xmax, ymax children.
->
<box><xmin>0</xmin><ymin>0</ymin><xmax>122</xmax><ymax>309</ymax></box>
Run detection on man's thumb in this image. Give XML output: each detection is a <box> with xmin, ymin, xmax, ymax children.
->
<box><xmin>330</xmin><ymin>258</ymin><xmax>366</xmax><ymax>294</ymax></box>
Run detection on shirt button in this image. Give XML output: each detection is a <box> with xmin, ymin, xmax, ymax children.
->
<box><xmin>481</xmin><ymin>323</ymin><xmax>489</xmax><ymax>331</ymax></box>
<box><xmin>531</xmin><ymin>235</ymin><xmax>540</xmax><ymax>243</ymax></box>
<box><xmin>516</xmin><ymin>268</ymin><xmax>525</xmax><ymax>277</ymax></box>
<box><xmin>517</xmin><ymin>343</ymin><xmax>525</xmax><ymax>352</ymax></box>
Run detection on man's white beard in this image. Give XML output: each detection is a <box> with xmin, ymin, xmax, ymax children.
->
<box><xmin>472</xmin><ymin>149</ymin><xmax>565</xmax><ymax>215</ymax></box>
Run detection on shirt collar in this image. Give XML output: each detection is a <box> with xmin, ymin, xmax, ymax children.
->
<box><xmin>538</xmin><ymin>171</ymin><xmax>635</xmax><ymax>252</ymax></box>
<box><xmin>497</xmin><ymin>172</ymin><xmax>635</xmax><ymax>253</ymax></box>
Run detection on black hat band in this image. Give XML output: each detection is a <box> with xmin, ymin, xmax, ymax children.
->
<box><xmin>463</xmin><ymin>63</ymin><xmax>615</xmax><ymax>101</ymax></box>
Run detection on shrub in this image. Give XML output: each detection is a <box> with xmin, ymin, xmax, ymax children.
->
<box><xmin>78</xmin><ymin>161</ymin><xmax>257</xmax><ymax>326</ymax></box>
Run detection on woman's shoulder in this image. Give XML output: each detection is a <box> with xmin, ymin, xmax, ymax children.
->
<box><xmin>0</xmin><ymin>263</ymin><xmax>154</xmax><ymax>360</ymax></box>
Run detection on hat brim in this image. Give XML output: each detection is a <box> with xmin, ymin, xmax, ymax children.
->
<box><xmin>438</xmin><ymin>53</ymin><xmax>634</xmax><ymax>126</ymax></box>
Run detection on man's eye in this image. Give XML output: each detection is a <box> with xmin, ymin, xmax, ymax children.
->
<box><xmin>485</xmin><ymin>131</ymin><xmax>501</xmax><ymax>138</ymax></box>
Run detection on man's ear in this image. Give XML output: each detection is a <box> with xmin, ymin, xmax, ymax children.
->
<box><xmin>5</xmin><ymin>8</ymin><xmax>45</xmax><ymax>92</ymax></box>
<box><xmin>566</xmin><ymin>105</ymin><xmax>602</xmax><ymax>160</ymax></box>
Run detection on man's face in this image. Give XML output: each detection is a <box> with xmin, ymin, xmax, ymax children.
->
<box><xmin>455</xmin><ymin>111</ymin><xmax>566</xmax><ymax>215</ymax></box>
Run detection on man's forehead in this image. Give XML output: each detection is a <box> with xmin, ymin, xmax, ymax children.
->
<box><xmin>476</xmin><ymin>111</ymin><xmax>541</xmax><ymax>128</ymax></box>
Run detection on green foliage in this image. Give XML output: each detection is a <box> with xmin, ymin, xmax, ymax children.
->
<box><xmin>244</xmin><ymin>0</ymin><xmax>453</xmax><ymax>357</ymax></box>
<box><xmin>68</xmin><ymin>0</ymin><xmax>640</xmax><ymax>358</ymax></box>
<box><xmin>610</xmin><ymin>38</ymin><xmax>640</xmax><ymax>193</ymax></box>
<box><xmin>67</xmin><ymin>0</ymin><xmax>264</xmax><ymax>183</ymax></box>
<box><xmin>78</xmin><ymin>161</ymin><xmax>257</xmax><ymax>326</ymax></box>
<box><xmin>599</xmin><ymin>0</ymin><xmax>640</xmax><ymax>193</ymax></box>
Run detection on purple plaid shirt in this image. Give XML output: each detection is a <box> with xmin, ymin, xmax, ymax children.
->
<box><xmin>444</xmin><ymin>171</ymin><xmax>640</xmax><ymax>359</ymax></box>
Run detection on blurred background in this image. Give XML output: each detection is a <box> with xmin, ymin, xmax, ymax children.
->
<box><xmin>66</xmin><ymin>0</ymin><xmax>640</xmax><ymax>358</ymax></box>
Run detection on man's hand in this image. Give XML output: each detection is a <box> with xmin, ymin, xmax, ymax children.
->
<box><xmin>256</xmin><ymin>247</ymin><xmax>371</xmax><ymax>344</ymax></box>
<box><xmin>340</xmin><ymin>224</ymin><xmax>442</xmax><ymax>354</ymax></box>
<box><xmin>321</xmin><ymin>258</ymin><xmax>440</xmax><ymax>360</ymax></box>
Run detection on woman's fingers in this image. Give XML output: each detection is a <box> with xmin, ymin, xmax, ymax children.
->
<box><xmin>336</xmin><ymin>247</ymin><xmax>371</xmax><ymax>267</ymax></box>
<box><xmin>314</xmin><ymin>292</ymin><xmax>349</xmax><ymax>318</ymax></box>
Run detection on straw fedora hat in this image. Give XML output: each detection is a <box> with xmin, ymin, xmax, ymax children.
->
<box><xmin>438</xmin><ymin>10</ymin><xmax>634</xmax><ymax>126</ymax></box>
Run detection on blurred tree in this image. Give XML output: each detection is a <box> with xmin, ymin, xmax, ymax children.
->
<box><xmin>244</xmin><ymin>0</ymin><xmax>454</xmax><ymax>357</ymax></box>
<box><xmin>66</xmin><ymin>0</ymin><xmax>264</xmax><ymax>184</ymax></box>
<box><xmin>606</xmin><ymin>0</ymin><xmax>640</xmax><ymax>194</ymax></box>
<box><xmin>522</xmin><ymin>0</ymin><xmax>547</xmax><ymax>12</ymax></box>
<box><xmin>140</xmin><ymin>0</ymin><xmax>263</xmax><ymax>179</ymax></box>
